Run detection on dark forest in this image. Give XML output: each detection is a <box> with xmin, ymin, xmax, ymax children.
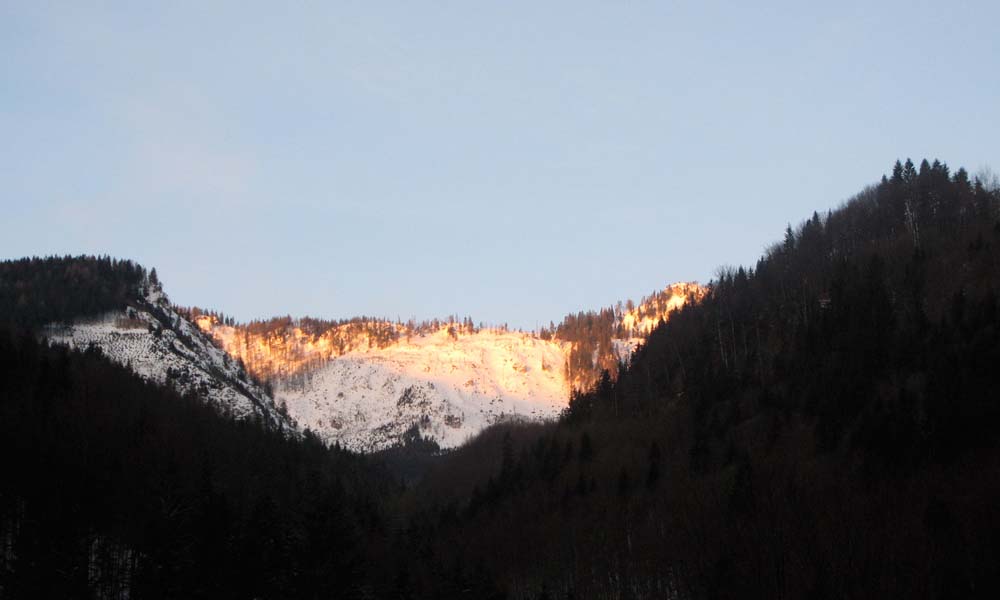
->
<box><xmin>2</xmin><ymin>159</ymin><xmax>1000</xmax><ymax>599</ymax></box>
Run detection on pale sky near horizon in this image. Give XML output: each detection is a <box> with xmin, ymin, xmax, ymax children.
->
<box><xmin>2</xmin><ymin>1</ymin><xmax>998</xmax><ymax>329</ymax></box>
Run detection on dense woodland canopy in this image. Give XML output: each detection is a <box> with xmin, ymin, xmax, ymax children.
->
<box><xmin>0</xmin><ymin>256</ymin><xmax>153</xmax><ymax>329</ymax></box>
<box><xmin>2</xmin><ymin>159</ymin><xmax>1000</xmax><ymax>599</ymax></box>
<box><xmin>0</xmin><ymin>332</ymin><xmax>387</xmax><ymax>598</ymax></box>
<box><xmin>394</xmin><ymin>159</ymin><xmax>1000</xmax><ymax>599</ymax></box>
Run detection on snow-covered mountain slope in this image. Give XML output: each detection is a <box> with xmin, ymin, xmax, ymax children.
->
<box><xmin>279</xmin><ymin>328</ymin><xmax>569</xmax><ymax>451</ymax></box>
<box><xmin>194</xmin><ymin>282</ymin><xmax>707</xmax><ymax>451</ymax></box>
<box><xmin>44</xmin><ymin>291</ymin><xmax>291</xmax><ymax>431</ymax></box>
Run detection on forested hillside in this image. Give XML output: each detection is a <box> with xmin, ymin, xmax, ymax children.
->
<box><xmin>3</xmin><ymin>160</ymin><xmax>1000</xmax><ymax>599</ymax></box>
<box><xmin>0</xmin><ymin>256</ymin><xmax>291</xmax><ymax>429</ymax></box>
<box><xmin>0</xmin><ymin>329</ymin><xmax>385</xmax><ymax>598</ymax></box>
<box><xmin>0</xmin><ymin>256</ymin><xmax>151</xmax><ymax>329</ymax></box>
<box><xmin>389</xmin><ymin>160</ymin><xmax>1000</xmax><ymax>599</ymax></box>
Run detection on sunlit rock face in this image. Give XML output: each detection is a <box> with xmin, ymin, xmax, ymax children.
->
<box><xmin>195</xmin><ymin>282</ymin><xmax>706</xmax><ymax>451</ymax></box>
<box><xmin>620</xmin><ymin>282</ymin><xmax>706</xmax><ymax>337</ymax></box>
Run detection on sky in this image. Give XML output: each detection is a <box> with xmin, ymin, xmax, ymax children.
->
<box><xmin>2</xmin><ymin>1</ymin><xmax>998</xmax><ymax>329</ymax></box>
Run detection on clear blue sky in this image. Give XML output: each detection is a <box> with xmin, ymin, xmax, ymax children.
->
<box><xmin>3</xmin><ymin>1</ymin><xmax>998</xmax><ymax>329</ymax></box>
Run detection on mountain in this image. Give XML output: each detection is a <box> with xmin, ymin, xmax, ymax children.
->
<box><xmin>0</xmin><ymin>256</ymin><xmax>291</xmax><ymax>431</ymax></box>
<box><xmin>44</xmin><ymin>290</ymin><xmax>290</xmax><ymax>430</ymax></box>
<box><xmin>0</xmin><ymin>314</ymin><xmax>375</xmax><ymax>599</ymax></box>
<box><xmin>0</xmin><ymin>255</ymin><xmax>703</xmax><ymax>451</ymax></box>
<box><xmin>190</xmin><ymin>282</ymin><xmax>705</xmax><ymax>450</ymax></box>
<box><xmin>4</xmin><ymin>160</ymin><xmax>1000</xmax><ymax>599</ymax></box>
<box><xmin>389</xmin><ymin>159</ymin><xmax>1000</xmax><ymax>599</ymax></box>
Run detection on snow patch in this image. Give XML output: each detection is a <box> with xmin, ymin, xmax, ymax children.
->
<box><xmin>277</xmin><ymin>328</ymin><xmax>570</xmax><ymax>451</ymax></box>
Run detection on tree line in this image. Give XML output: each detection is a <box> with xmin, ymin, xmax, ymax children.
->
<box><xmin>0</xmin><ymin>256</ymin><xmax>153</xmax><ymax>329</ymax></box>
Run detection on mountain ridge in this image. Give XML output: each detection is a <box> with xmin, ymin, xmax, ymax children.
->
<box><xmin>190</xmin><ymin>281</ymin><xmax>705</xmax><ymax>450</ymax></box>
<box><xmin>0</xmin><ymin>254</ymin><xmax>704</xmax><ymax>451</ymax></box>
<box><xmin>0</xmin><ymin>256</ymin><xmax>293</xmax><ymax>432</ymax></box>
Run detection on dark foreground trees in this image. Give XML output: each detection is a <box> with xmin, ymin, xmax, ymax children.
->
<box><xmin>3</xmin><ymin>160</ymin><xmax>1000</xmax><ymax>599</ymax></box>
<box><xmin>395</xmin><ymin>160</ymin><xmax>1000</xmax><ymax>599</ymax></box>
<box><xmin>0</xmin><ymin>256</ymin><xmax>148</xmax><ymax>329</ymax></box>
<box><xmin>0</xmin><ymin>329</ymin><xmax>384</xmax><ymax>599</ymax></box>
